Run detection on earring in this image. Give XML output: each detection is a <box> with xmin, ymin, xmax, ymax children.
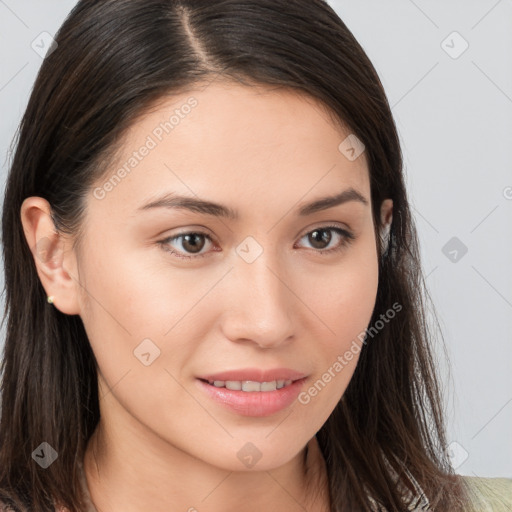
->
<box><xmin>380</xmin><ymin>223</ymin><xmax>391</xmax><ymax>258</ymax></box>
<box><xmin>47</xmin><ymin>296</ymin><xmax>55</xmax><ymax>304</ymax></box>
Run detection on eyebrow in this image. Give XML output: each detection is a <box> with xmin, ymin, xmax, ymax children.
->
<box><xmin>137</xmin><ymin>187</ymin><xmax>368</xmax><ymax>220</ymax></box>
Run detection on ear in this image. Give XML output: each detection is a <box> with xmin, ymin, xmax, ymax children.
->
<box><xmin>20</xmin><ymin>197</ymin><xmax>81</xmax><ymax>315</ymax></box>
<box><xmin>379</xmin><ymin>199</ymin><xmax>393</xmax><ymax>252</ymax></box>
<box><xmin>380</xmin><ymin>199</ymin><xmax>393</xmax><ymax>227</ymax></box>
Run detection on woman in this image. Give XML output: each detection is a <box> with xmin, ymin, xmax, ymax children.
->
<box><xmin>1</xmin><ymin>1</ymin><xmax>510</xmax><ymax>510</ymax></box>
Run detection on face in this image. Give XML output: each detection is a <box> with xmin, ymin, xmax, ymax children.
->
<box><xmin>31</xmin><ymin>81</ymin><xmax>392</xmax><ymax>472</ymax></box>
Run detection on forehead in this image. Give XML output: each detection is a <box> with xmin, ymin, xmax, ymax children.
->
<box><xmin>89</xmin><ymin>81</ymin><xmax>370</xmax><ymax>219</ymax></box>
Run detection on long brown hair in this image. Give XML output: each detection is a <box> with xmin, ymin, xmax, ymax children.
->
<box><xmin>1</xmin><ymin>1</ymin><xmax>472</xmax><ymax>510</ymax></box>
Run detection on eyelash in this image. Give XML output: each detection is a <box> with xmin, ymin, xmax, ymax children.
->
<box><xmin>158</xmin><ymin>225</ymin><xmax>356</xmax><ymax>260</ymax></box>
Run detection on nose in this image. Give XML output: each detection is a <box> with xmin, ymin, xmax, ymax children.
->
<box><xmin>219</xmin><ymin>250</ymin><xmax>295</xmax><ymax>349</ymax></box>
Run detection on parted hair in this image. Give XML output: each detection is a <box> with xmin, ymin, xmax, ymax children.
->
<box><xmin>0</xmin><ymin>1</ymin><xmax>472</xmax><ymax>510</ymax></box>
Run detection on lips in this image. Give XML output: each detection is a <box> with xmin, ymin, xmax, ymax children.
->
<box><xmin>196</xmin><ymin>375</ymin><xmax>308</xmax><ymax>416</ymax></box>
<box><xmin>197</xmin><ymin>367</ymin><xmax>307</xmax><ymax>383</ymax></box>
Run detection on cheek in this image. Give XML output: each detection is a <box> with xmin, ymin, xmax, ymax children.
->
<box><xmin>294</xmin><ymin>236</ymin><xmax>378</xmax><ymax>398</ymax></box>
<box><xmin>76</xmin><ymin>238</ymin><xmax>214</xmax><ymax>385</ymax></box>
<box><xmin>298</xmin><ymin>236</ymin><xmax>379</xmax><ymax>342</ymax></box>
<box><xmin>76</xmin><ymin>244</ymin><xmax>205</xmax><ymax>432</ymax></box>
<box><xmin>78</xmin><ymin>238</ymin><xmax>182</xmax><ymax>332</ymax></box>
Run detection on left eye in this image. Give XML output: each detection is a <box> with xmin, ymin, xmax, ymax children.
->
<box><xmin>296</xmin><ymin>225</ymin><xmax>355</xmax><ymax>253</ymax></box>
<box><xmin>159</xmin><ymin>225</ymin><xmax>355</xmax><ymax>260</ymax></box>
<box><xmin>160</xmin><ymin>232</ymin><xmax>215</xmax><ymax>259</ymax></box>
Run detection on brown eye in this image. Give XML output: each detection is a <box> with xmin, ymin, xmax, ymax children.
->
<box><xmin>296</xmin><ymin>225</ymin><xmax>355</xmax><ymax>254</ymax></box>
<box><xmin>160</xmin><ymin>231</ymin><xmax>214</xmax><ymax>259</ymax></box>
<box><xmin>308</xmin><ymin>228</ymin><xmax>332</xmax><ymax>249</ymax></box>
<box><xmin>160</xmin><ymin>225</ymin><xmax>355</xmax><ymax>261</ymax></box>
<box><xmin>180</xmin><ymin>233</ymin><xmax>206</xmax><ymax>253</ymax></box>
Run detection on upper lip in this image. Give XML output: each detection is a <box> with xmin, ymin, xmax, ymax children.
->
<box><xmin>198</xmin><ymin>368</ymin><xmax>307</xmax><ymax>382</ymax></box>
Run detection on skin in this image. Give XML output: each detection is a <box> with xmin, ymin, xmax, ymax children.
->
<box><xmin>21</xmin><ymin>81</ymin><xmax>393</xmax><ymax>512</ymax></box>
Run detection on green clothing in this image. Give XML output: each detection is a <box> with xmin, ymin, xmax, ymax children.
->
<box><xmin>461</xmin><ymin>476</ymin><xmax>512</xmax><ymax>511</ymax></box>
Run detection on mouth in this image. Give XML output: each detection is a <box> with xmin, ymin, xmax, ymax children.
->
<box><xmin>198</xmin><ymin>378</ymin><xmax>297</xmax><ymax>392</ymax></box>
<box><xmin>196</xmin><ymin>376</ymin><xmax>308</xmax><ymax>417</ymax></box>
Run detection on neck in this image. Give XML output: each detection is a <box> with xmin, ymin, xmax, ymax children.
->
<box><xmin>83</xmin><ymin>412</ymin><xmax>329</xmax><ymax>512</ymax></box>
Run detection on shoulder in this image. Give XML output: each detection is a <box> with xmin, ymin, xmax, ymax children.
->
<box><xmin>0</xmin><ymin>500</ymin><xmax>17</xmax><ymax>511</ymax></box>
<box><xmin>0</xmin><ymin>498</ymin><xmax>17</xmax><ymax>511</ymax></box>
<box><xmin>0</xmin><ymin>497</ymin><xmax>67</xmax><ymax>512</ymax></box>
<box><xmin>459</xmin><ymin>475</ymin><xmax>512</xmax><ymax>511</ymax></box>
<box><xmin>0</xmin><ymin>500</ymin><xmax>66</xmax><ymax>512</ymax></box>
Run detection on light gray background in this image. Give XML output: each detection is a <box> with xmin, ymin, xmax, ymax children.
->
<box><xmin>1</xmin><ymin>0</ymin><xmax>511</xmax><ymax>478</ymax></box>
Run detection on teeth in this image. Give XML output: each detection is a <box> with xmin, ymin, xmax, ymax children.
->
<box><xmin>208</xmin><ymin>379</ymin><xmax>293</xmax><ymax>391</ymax></box>
<box><xmin>242</xmin><ymin>381</ymin><xmax>262</xmax><ymax>392</ymax></box>
<box><xmin>260</xmin><ymin>381</ymin><xmax>277</xmax><ymax>391</ymax></box>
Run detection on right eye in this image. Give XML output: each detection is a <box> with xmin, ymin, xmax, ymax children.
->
<box><xmin>158</xmin><ymin>231</ymin><xmax>216</xmax><ymax>259</ymax></box>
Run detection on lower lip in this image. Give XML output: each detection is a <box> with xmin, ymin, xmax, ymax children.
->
<box><xmin>196</xmin><ymin>378</ymin><xmax>307</xmax><ymax>417</ymax></box>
